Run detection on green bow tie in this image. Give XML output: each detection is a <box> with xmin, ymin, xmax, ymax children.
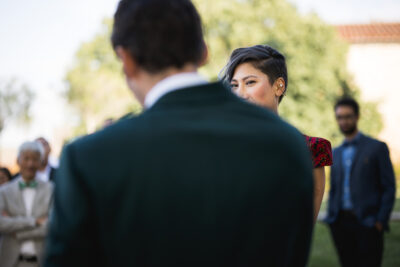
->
<box><xmin>19</xmin><ymin>181</ymin><xmax>38</xmax><ymax>190</ymax></box>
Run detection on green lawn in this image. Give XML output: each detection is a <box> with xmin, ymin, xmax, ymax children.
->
<box><xmin>309</xmin><ymin>222</ymin><xmax>400</xmax><ymax>267</ymax></box>
<box><xmin>320</xmin><ymin>198</ymin><xmax>400</xmax><ymax>213</ymax></box>
<box><xmin>393</xmin><ymin>198</ymin><xmax>400</xmax><ymax>212</ymax></box>
<box><xmin>312</xmin><ymin>168</ymin><xmax>400</xmax><ymax>265</ymax></box>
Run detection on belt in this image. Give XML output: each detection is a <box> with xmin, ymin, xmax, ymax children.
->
<box><xmin>340</xmin><ymin>210</ymin><xmax>356</xmax><ymax>216</ymax></box>
<box><xmin>339</xmin><ymin>210</ymin><xmax>357</xmax><ymax>220</ymax></box>
<box><xmin>19</xmin><ymin>254</ymin><xmax>38</xmax><ymax>262</ymax></box>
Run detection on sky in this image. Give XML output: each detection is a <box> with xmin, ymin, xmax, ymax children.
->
<box><xmin>0</xmin><ymin>0</ymin><xmax>118</xmax><ymax>153</ymax></box>
<box><xmin>0</xmin><ymin>0</ymin><xmax>399</xmax><ymax>160</ymax></box>
<box><xmin>290</xmin><ymin>0</ymin><xmax>400</xmax><ymax>24</ymax></box>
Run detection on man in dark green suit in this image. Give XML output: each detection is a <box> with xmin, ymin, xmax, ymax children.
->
<box><xmin>44</xmin><ymin>0</ymin><xmax>314</xmax><ymax>266</ymax></box>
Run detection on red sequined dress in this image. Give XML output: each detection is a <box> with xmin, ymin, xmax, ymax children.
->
<box><xmin>304</xmin><ymin>135</ymin><xmax>333</xmax><ymax>168</ymax></box>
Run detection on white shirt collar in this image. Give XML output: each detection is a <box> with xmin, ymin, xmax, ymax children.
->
<box><xmin>144</xmin><ymin>72</ymin><xmax>208</xmax><ymax>108</ymax></box>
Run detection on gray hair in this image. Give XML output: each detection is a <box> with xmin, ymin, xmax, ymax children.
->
<box><xmin>18</xmin><ymin>141</ymin><xmax>45</xmax><ymax>161</ymax></box>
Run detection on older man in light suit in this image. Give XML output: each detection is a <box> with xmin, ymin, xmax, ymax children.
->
<box><xmin>0</xmin><ymin>141</ymin><xmax>53</xmax><ymax>267</ymax></box>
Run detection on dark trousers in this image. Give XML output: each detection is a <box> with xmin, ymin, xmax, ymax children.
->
<box><xmin>329</xmin><ymin>211</ymin><xmax>384</xmax><ymax>267</ymax></box>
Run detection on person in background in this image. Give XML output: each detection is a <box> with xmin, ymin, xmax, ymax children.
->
<box><xmin>325</xmin><ymin>97</ymin><xmax>396</xmax><ymax>267</ymax></box>
<box><xmin>0</xmin><ymin>167</ymin><xmax>12</xmax><ymax>185</ymax></box>
<box><xmin>0</xmin><ymin>141</ymin><xmax>53</xmax><ymax>267</ymax></box>
<box><xmin>35</xmin><ymin>137</ymin><xmax>57</xmax><ymax>183</ymax></box>
<box><xmin>221</xmin><ymin>44</ymin><xmax>332</xmax><ymax>222</ymax></box>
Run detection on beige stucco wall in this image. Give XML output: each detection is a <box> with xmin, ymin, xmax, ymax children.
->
<box><xmin>347</xmin><ymin>43</ymin><xmax>400</xmax><ymax>164</ymax></box>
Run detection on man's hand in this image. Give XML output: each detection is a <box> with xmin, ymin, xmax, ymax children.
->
<box><xmin>36</xmin><ymin>216</ymin><xmax>48</xmax><ymax>226</ymax></box>
<box><xmin>375</xmin><ymin>222</ymin><xmax>383</xmax><ymax>232</ymax></box>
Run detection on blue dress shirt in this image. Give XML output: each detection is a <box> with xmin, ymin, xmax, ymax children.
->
<box><xmin>341</xmin><ymin>133</ymin><xmax>361</xmax><ymax>210</ymax></box>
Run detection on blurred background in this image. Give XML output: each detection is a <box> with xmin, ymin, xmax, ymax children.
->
<box><xmin>0</xmin><ymin>0</ymin><xmax>399</xmax><ymax>265</ymax></box>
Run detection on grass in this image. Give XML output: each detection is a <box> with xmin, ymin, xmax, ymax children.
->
<box><xmin>393</xmin><ymin>198</ymin><xmax>400</xmax><ymax>212</ymax></box>
<box><xmin>309</xmin><ymin>222</ymin><xmax>400</xmax><ymax>267</ymax></box>
<box><xmin>311</xmin><ymin>166</ymin><xmax>400</xmax><ymax>265</ymax></box>
<box><xmin>320</xmin><ymin>198</ymin><xmax>400</xmax><ymax>213</ymax></box>
<box><xmin>309</xmin><ymin>223</ymin><xmax>340</xmax><ymax>267</ymax></box>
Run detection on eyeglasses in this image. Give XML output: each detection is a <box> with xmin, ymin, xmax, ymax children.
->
<box><xmin>335</xmin><ymin>114</ymin><xmax>356</xmax><ymax>121</ymax></box>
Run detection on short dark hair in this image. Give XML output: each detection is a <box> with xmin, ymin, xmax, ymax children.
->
<box><xmin>334</xmin><ymin>97</ymin><xmax>360</xmax><ymax>116</ymax></box>
<box><xmin>0</xmin><ymin>167</ymin><xmax>12</xmax><ymax>181</ymax></box>
<box><xmin>221</xmin><ymin>45</ymin><xmax>288</xmax><ymax>103</ymax></box>
<box><xmin>111</xmin><ymin>0</ymin><xmax>206</xmax><ymax>74</ymax></box>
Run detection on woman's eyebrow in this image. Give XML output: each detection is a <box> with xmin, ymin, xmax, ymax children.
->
<box><xmin>242</xmin><ymin>75</ymin><xmax>258</xmax><ymax>81</ymax></box>
<box><xmin>231</xmin><ymin>75</ymin><xmax>258</xmax><ymax>83</ymax></box>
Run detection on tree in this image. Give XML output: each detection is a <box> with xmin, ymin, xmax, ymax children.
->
<box><xmin>65</xmin><ymin>19</ymin><xmax>141</xmax><ymax>135</ymax></box>
<box><xmin>0</xmin><ymin>78</ymin><xmax>33</xmax><ymax>134</ymax></box>
<box><xmin>65</xmin><ymin>0</ymin><xmax>382</xmax><ymax>145</ymax></box>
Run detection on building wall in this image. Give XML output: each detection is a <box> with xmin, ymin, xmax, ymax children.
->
<box><xmin>347</xmin><ymin>43</ymin><xmax>400</xmax><ymax>163</ymax></box>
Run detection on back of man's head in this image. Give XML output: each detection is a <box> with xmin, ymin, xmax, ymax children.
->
<box><xmin>111</xmin><ymin>0</ymin><xmax>206</xmax><ymax>74</ymax></box>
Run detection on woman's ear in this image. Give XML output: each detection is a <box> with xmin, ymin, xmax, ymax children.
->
<box><xmin>274</xmin><ymin>77</ymin><xmax>286</xmax><ymax>97</ymax></box>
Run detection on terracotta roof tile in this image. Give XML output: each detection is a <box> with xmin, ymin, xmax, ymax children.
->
<box><xmin>335</xmin><ymin>23</ymin><xmax>400</xmax><ymax>43</ymax></box>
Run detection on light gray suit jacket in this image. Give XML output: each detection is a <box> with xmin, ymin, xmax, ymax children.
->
<box><xmin>0</xmin><ymin>177</ymin><xmax>53</xmax><ymax>267</ymax></box>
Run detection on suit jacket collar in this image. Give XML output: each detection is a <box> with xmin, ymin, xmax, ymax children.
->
<box><xmin>8</xmin><ymin>178</ymin><xmax>27</xmax><ymax>215</ymax></box>
<box><xmin>336</xmin><ymin>132</ymin><xmax>368</xmax><ymax>175</ymax></box>
<box><xmin>147</xmin><ymin>82</ymin><xmax>234</xmax><ymax>111</ymax></box>
<box><xmin>350</xmin><ymin>132</ymin><xmax>368</xmax><ymax>172</ymax></box>
<box><xmin>342</xmin><ymin>131</ymin><xmax>362</xmax><ymax>147</ymax></box>
<box><xmin>31</xmin><ymin>181</ymin><xmax>46</xmax><ymax>216</ymax></box>
<box><xmin>12</xmin><ymin>175</ymin><xmax>46</xmax><ymax>217</ymax></box>
<box><xmin>144</xmin><ymin>72</ymin><xmax>208</xmax><ymax>109</ymax></box>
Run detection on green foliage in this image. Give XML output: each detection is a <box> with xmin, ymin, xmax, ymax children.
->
<box><xmin>65</xmin><ymin>19</ymin><xmax>141</xmax><ymax>135</ymax></box>
<box><xmin>395</xmin><ymin>165</ymin><xmax>400</xmax><ymax>198</ymax></box>
<box><xmin>358</xmin><ymin>100</ymin><xmax>384</xmax><ymax>142</ymax></box>
<box><xmin>0</xmin><ymin>78</ymin><xmax>33</xmax><ymax>133</ymax></box>
<box><xmin>65</xmin><ymin>0</ymin><xmax>382</xmax><ymax>142</ymax></box>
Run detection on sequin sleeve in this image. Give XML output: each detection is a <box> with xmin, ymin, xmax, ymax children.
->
<box><xmin>304</xmin><ymin>136</ymin><xmax>333</xmax><ymax>168</ymax></box>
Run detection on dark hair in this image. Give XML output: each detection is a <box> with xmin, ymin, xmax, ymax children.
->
<box><xmin>0</xmin><ymin>167</ymin><xmax>12</xmax><ymax>181</ymax></box>
<box><xmin>334</xmin><ymin>97</ymin><xmax>359</xmax><ymax>116</ymax></box>
<box><xmin>111</xmin><ymin>0</ymin><xmax>206</xmax><ymax>74</ymax></box>
<box><xmin>221</xmin><ymin>45</ymin><xmax>288</xmax><ymax>103</ymax></box>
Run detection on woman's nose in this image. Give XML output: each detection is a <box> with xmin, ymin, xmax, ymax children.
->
<box><xmin>238</xmin><ymin>85</ymin><xmax>249</xmax><ymax>99</ymax></box>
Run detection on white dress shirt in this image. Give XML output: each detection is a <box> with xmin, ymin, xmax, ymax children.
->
<box><xmin>144</xmin><ymin>72</ymin><xmax>208</xmax><ymax>109</ymax></box>
<box><xmin>19</xmin><ymin>177</ymin><xmax>37</xmax><ymax>256</ymax></box>
<box><xmin>36</xmin><ymin>164</ymin><xmax>51</xmax><ymax>182</ymax></box>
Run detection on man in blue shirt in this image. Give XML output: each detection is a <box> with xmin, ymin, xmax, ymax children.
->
<box><xmin>326</xmin><ymin>97</ymin><xmax>396</xmax><ymax>267</ymax></box>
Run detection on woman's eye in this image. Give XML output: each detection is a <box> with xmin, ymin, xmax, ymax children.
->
<box><xmin>246</xmin><ymin>80</ymin><xmax>256</xmax><ymax>86</ymax></box>
<box><xmin>230</xmin><ymin>84</ymin><xmax>238</xmax><ymax>90</ymax></box>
